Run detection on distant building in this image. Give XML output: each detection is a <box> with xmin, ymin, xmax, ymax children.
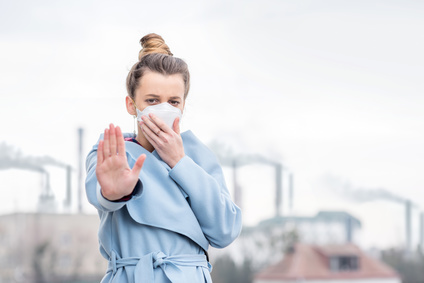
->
<box><xmin>254</xmin><ymin>243</ymin><xmax>401</xmax><ymax>283</ymax></box>
<box><xmin>209</xmin><ymin>210</ymin><xmax>363</xmax><ymax>270</ymax></box>
<box><xmin>0</xmin><ymin>213</ymin><xmax>106</xmax><ymax>283</ymax></box>
<box><xmin>258</xmin><ymin>211</ymin><xmax>362</xmax><ymax>245</ymax></box>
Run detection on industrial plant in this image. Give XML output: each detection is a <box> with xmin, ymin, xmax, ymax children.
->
<box><xmin>0</xmin><ymin>129</ymin><xmax>423</xmax><ymax>283</ymax></box>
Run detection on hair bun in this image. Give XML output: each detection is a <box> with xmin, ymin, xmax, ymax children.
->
<box><xmin>138</xmin><ymin>33</ymin><xmax>173</xmax><ymax>60</ymax></box>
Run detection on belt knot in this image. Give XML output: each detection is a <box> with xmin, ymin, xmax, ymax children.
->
<box><xmin>153</xmin><ymin>251</ymin><xmax>167</xmax><ymax>268</ymax></box>
<box><xmin>107</xmin><ymin>250</ymin><xmax>211</xmax><ymax>282</ymax></box>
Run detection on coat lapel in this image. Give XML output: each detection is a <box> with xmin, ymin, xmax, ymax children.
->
<box><xmin>124</xmin><ymin>133</ymin><xmax>209</xmax><ymax>251</ymax></box>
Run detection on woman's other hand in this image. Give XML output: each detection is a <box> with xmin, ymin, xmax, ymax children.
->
<box><xmin>141</xmin><ymin>114</ymin><xmax>184</xmax><ymax>168</ymax></box>
<box><xmin>96</xmin><ymin>124</ymin><xmax>146</xmax><ymax>201</ymax></box>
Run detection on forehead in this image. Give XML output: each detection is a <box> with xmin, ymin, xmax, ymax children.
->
<box><xmin>136</xmin><ymin>71</ymin><xmax>185</xmax><ymax>99</ymax></box>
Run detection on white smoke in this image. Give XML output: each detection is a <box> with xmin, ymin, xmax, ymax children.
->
<box><xmin>0</xmin><ymin>142</ymin><xmax>71</xmax><ymax>173</ymax></box>
<box><xmin>321</xmin><ymin>173</ymin><xmax>417</xmax><ymax>206</ymax></box>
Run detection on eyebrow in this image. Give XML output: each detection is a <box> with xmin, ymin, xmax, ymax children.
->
<box><xmin>145</xmin><ymin>94</ymin><xmax>182</xmax><ymax>100</ymax></box>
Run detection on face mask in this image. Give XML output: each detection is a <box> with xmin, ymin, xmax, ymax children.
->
<box><xmin>136</xmin><ymin>102</ymin><xmax>182</xmax><ymax>129</ymax></box>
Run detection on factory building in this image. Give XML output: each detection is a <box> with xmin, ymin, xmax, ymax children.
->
<box><xmin>0</xmin><ymin>213</ymin><xmax>106</xmax><ymax>283</ymax></box>
<box><xmin>257</xmin><ymin>211</ymin><xmax>362</xmax><ymax>245</ymax></box>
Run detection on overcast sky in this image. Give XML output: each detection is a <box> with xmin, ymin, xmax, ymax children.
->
<box><xmin>1</xmin><ymin>0</ymin><xmax>423</xmax><ymax>249</ymax></box>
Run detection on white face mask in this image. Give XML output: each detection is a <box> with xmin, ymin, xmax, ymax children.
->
<box><xmin>136</xmin><ymin>102</ymin><xmax>182</xmax><ymax>129</ymax></box>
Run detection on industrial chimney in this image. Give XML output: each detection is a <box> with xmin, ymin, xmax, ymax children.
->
<box><xmin>63</xmin><ymin>165</ymin><xmax>72</xmax><ymax>212</ymax></box>
<box><xmin>420</xmin><ymin>212</ymin><xmax>424</xmax><ymax>250</ymax></box>
<box><xmin>77</xmin><ymin>127</ymin><xmax>84</xmax><ymax>213</ymax></box>
<box><xmin>289</xmin><ymin>173</ymin><xmax>294</xmax><ymax>213</ymax></box>
<box><xmin>275</xmin><ymin>163</ymin><xmax>282</xmax><ymax>217</ymax></box>
<box><xmin>405</xmin><ymin>200</ymin><xmax>412</xmax><ymax>253</ymax></box>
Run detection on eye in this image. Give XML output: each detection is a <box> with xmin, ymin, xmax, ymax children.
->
<box><xmin>146</xmin><ymin>99</ymin><xmax>159</xmax><ymax>104</ymax></box>
<box><xmin>169</xmin><ymin>100</ymin><xmax>180</xmax><ymax>106</ymax></box>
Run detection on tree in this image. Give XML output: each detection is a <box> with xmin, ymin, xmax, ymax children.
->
<box><xmin>381</xmin><ymin>247</ymin><xmax>424</xmax><ymax>283</ymax></box>
<box><xmin>211</xmin><ymin>255</ymin><xmax>253</xmax><ymax>283</ymax></box>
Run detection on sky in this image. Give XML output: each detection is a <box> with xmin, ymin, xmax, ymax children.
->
<box><xmin>1</xmin><ymin>0</ymin><xmax>423</xmax><ymax>250</ymax></box>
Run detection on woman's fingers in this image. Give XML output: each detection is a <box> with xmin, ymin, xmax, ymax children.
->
<box><xmin>132</xmin><ymin>154</ymin><xmax>146</xmax><ymax>177</ymax></box>
<box><xmin>97</xmin><ymin>140</ymin><xmax>104</xmax><ymax>164</ymax></box>
<box><xmin>141</xmin><ymin>122</ymin><xmax>158</xmax><ymax>146</ymax></box>
<box><xmin>173</xmin><ymin>117</ymin><xmax>180</xmax><ymax>135</ymax></box>
<box><xmin>147</xmin><ymin>114</ymin><xmax>173</xmax><ymax>134</ymax></box>
<box><xmin>140</xmin><ymin>116</ymin><xmax>160</xmax><ymax>137</ymax></box>
<box><xmin>141</xmin><ymin>116</ymin><xmax>158</xmax><ymax>136</ymax></box>
<box><xmin>116</xmin><ymin>126</ymin><xmax>125</xmax><ymax>156</ymax></box>
<box><xmin>109</xmin><ymin>123</ymin><xmax>117</xmax><ymax>156</ymax></box>
<box><xmin>103</xmin><ymin>128</ymin><xmax>110</xmax><ymax>159</ymax></box>
<box><xmin>97</xmin><ymin>123</ymin><xmax>142</xmax><ymax>200</ymax></box>
<box><xmin>102</xmin><ymin>124</ymin><xmax>124</xmax><ymax>160</ymax></box>
<box><xmin>141</xmin><ymin>114</ymin><xmax>169</xmax><ymax>136</ymax></box>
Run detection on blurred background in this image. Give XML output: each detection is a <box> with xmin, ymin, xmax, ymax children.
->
<box><xmin>0</xmin><ymin>0</ymin><xmax>423</xmax><ymax>282</ymax></box>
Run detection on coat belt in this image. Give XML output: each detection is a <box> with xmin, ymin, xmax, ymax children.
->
<box><xmin>107</xmin><ymin>250</ymin><xmax>212</xmax><ymax>283</ymax></box>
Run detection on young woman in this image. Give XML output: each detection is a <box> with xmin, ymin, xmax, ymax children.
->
<box><xmin>85</xmin><ymin>33</ymin><xmax>242</xmax><ymax>283</ymax></box>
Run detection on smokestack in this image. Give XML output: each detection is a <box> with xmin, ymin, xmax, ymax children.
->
<box><xmin>405</xmin><ymin>200</ymin><xmax>412</xmax><ymax>252</ymax></box>
<box><xmin>289</xmin><ymin>173</ymin><xmax>293</xmax><ymax>212</ymax></box>
<box><xmin>275</xmin><ymin>163</ymin><xmax>282</xmax><ymax>217</ymax></box>
<box><xmin>420</xmin><ymin>212</ymin><xmax>424</xmax><ymax>250</ymax></box>
<box><xmin>232</xmin><ymin>160</ymin><xmax>242</xmax><ymax>209</ymax></box>
<box><xmin>78</xmin><ymin>127</ymin><xmax>84</xmax><ymax>213</ymax></box>
<box><xmin>63</xmin><ymin>165</ymin><xmax>72</xmax><ymax>211</ymax></box>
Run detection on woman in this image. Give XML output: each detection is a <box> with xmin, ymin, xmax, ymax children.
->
<box><xmin>85</xmin><ymin>33</ymin><xmax>242</xmax><ymax>283</ymax></box>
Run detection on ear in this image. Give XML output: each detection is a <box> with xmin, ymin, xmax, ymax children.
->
<box><xmin>126</xmin><ymin>96</ymin><xmax>137</xmax><ymax>116</ymax></box>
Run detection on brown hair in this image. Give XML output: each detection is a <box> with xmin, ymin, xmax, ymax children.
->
<box><xmin>126</xmin><ymin>33</ymin><xmax>190</xmax><ymax>100</ymax></box>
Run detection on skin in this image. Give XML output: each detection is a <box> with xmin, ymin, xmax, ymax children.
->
<box><xmin>96</xmin><ymin>71</ymin><xmax>186</xmax><ymax>201</ymax></box>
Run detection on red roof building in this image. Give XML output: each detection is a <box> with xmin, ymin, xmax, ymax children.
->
<box><xmin>254</xmin><ymin>243</ymin><xmax>401</xmax><ymax>283</ymax></box>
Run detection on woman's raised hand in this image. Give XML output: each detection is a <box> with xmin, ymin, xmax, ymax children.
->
<box><xmin>141</xmin><ymin>114</ymin><xmax>185</xmax><ymax>168</ymax></box>
<box><xmin>96</xmin><ymin>124</ymin><xmax>146</xmax><ymax>201</ymax></box>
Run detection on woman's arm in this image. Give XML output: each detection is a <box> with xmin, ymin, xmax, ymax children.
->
<box><xmin>169</xmin><ymin>152</ymin><xmax>242</xmax><ymax>249</ymax></box>
<box><xmin>85</xmin><ymin>124</ymin><xmax>145</xmax><ymax>212</ymax></box>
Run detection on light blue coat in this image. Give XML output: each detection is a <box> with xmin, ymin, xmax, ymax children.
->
<box><xmin>85</xmin><ymin>130</ymin><xmax>242</xmax><ymax>282</ymax></box>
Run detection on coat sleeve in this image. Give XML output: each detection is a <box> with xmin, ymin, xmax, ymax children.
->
<box><xmin>168</xmin><ymin>154</ymin><xmax>242</xmax><ymax>249</ymax></box>
<box><xmin>85</xmin><ymin>146</ymin><xmax>143</xmax><ymax>213</ymax></box>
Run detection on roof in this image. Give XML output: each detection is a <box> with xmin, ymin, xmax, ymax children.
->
<box><xmin>317</xmin><ymin>244</ymin><xmax>361</xmax><ymax>257</ymax></box>
<box><xmin>255</xmin><ymin>243</ymin><xmax>400</xmax><ymax>281</ymax></box>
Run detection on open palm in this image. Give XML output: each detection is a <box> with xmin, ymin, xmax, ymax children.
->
<box><xmin>96</xmin><ymin>124</ymin><xmax>146</xmax><ymax>201</ymax></box>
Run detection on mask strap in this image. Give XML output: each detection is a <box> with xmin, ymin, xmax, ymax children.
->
<box><xmin>129</xmin><ymin>96</ymin><xmax>138</xmax><ymax>110</ymax></box>
<box><xmin>133</xmin><ymin>116</ymin><xmax>137</xmax><ymax>137</ymax></box>
<box><xmin>129</xmin><ymin>96</ymin><xmax>138</xmax><ymax>137</ymax></box>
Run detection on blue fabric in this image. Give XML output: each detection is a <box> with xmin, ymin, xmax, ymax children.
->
<box><xmin>85</xmin><ymin>130</ymin><xmax>242</xmax><ymax>282</ymax></box>
<box><xmin>107</xmin><ymin>250</ymin><xmax>211</xmax><ymax>283</ymax></box>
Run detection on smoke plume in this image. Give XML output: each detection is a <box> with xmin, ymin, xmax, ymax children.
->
<box><xmin>0</xmin><ymin>142</ymin><xmax>70</xmax><ymax>173</ymax></box>
<box><xmin>322</xmin><ymin>173</ymin><xmax>412</xmax><ymax>205</ymax></box>
<box><xmin>209</xmin><ymin>139</ymin><xmax>280</xmax><ymax>167</ymax></box>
